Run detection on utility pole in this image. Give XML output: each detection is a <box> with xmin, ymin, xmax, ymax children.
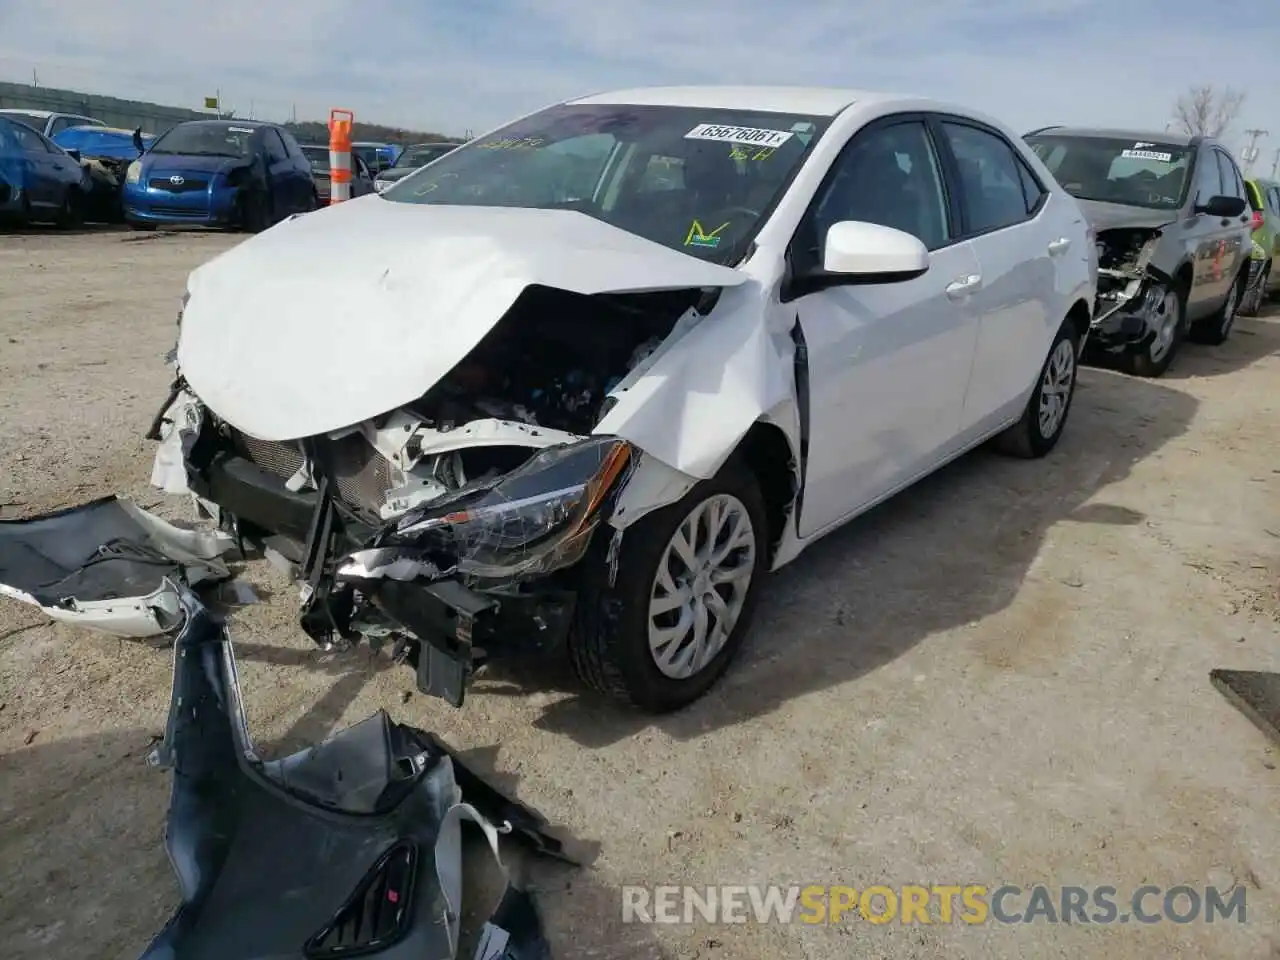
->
<box><xmin>1241</xmin><ymin>128</ymin><xmax>1268</xmax><ymax>173</ymax></box>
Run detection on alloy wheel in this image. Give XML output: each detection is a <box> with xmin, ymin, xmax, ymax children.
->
<box><xmin>1147</xmin><ymin>289</ymin><xmax>1181</xmax><ymax>364</ymax></box>
<box><xmin>648</xmin><ymin>493</ymin><xmax>757</xmax><ymax>680</ymax></box>
<box><xmin>1038</xmin><ymin>337</ymin><xmax>1076</xmax><ymax>439</ymax></box>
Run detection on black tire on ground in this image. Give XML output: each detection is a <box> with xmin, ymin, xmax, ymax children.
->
<box><xmin>240</xmin><ymin>190</ymin><xmax>269</xmax><ymax>233</ymax></box>
<box><xmin>993</xmin><ymin>318</ymin><xmax>1080</xmax><ymax>459</ymax></box>
<box><xmin>128</xmin><ymin>221</ymin><xmax>156</xmax><ymax>231</ymax></box>
<box><xmin>54</xmin><ymin>188</ymin><xmax>84</xmax><ymax>229</ymax></box>
<box><xmin>1122</xmin><ymin>282</ymin><xmax>1186</xmax><ymax>378</ymax></box>
<box><xmin>569</xmin><ymin>454</ymin><xmax>769</xmax><ymax>713</ymax></box>
<box><xmin>1238</xmin><ymin>260</ymin><xmax>1270</xmax><ymax>318</ymax></box>
<box><xmin>1189</xmin><ymin>268</ymin><xmax>1245</xmax><ymax>345</ymax></box>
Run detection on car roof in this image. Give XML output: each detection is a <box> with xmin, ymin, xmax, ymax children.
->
<box><xmin>567</xmin><ymin>85</ymin><xmax>906</xmax><ymax>117</ymax></box>
<box><xmin>61</xmin><ymin>125</ymin><xmax>135</xmax><ymax>135</ymax></box>
<box><xmin>174</xmin><ymin>119</ymin><xmax>277</xmax><ymax>130</ymax></box>
<box><xmin>0</xmin><ymin>107</ymin><xmax>55</xmax><ymax>118</ymax></box>
<box><xmin>1027</xmin><ymin>125</ymin><xmax>1198</xmax><ymax>147</ymax></box>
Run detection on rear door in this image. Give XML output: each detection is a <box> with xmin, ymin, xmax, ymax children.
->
<box><xmin>932</xmin><ymin>117</ymin><xmax>1062</xmax><ymax>434</ymax></box>
<box><xmin>1215</xmin><ymin>150</ymin><xmax>1252</xmax><ymax>286</ymax></box>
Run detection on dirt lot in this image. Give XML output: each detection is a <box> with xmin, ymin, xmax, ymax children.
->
<box><xmin>1</xmin><ymin>227</ymin><xmax>1278</xmax><ymax>960</ymax></box>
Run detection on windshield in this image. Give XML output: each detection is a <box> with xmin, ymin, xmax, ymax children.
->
<box><xmin>301</xmin><ymin>145</ymin><xmax>330</xmax><ymax>173</ymax></box>
<box><xmin>1026</xmin><ymin>134</ymin><xmax>1191</xmax><ymax>210</ymax></box>
<box><xmin>0</xmin><ymin>110</ymin><xmax>46</xmax><ymax>131</ymax></box>
<box><xmin>150</xmin><ymin>123</ymin><xmax>255</xmax><ymax>158</ymax></box>
<box><xmin>382</xmin><ymin>103</ymin><xmax>828</xmax><ymax>263</ymax></box>
<box><xmin>394</xmin><ymin>143</ymin><xmax>456</xmax><ymax>168</ymax></box>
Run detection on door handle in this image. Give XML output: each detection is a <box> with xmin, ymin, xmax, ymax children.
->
<box><xmin>1048</xmin><ymin>237</ymin><xmax>1072</xmax><ymax>256</ymax></box>
<box><xmin>945</xmin><ymin>274</ymin><xmax>982</xmax><ymax>299</ymax></box>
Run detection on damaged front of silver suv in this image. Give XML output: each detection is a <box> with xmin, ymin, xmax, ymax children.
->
<box><xmin>1089</xmin><ymin>221</ymin><xmax>1180</xmax><ymax>373</ymax></box>
<box><xmin>147</xmin><ymin>192</ymin><xmax>799</xmax><ymax>714</ymax></box>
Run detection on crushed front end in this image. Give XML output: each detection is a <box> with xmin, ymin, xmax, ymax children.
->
<box><xmin>150</xmin><ymin>284</ymin><xmax>702</xmax><ymax>707</ymax></box>
<box><xmin>1087</xmin><ymin>226</ymin><xmax>1176</xmax><ymax>357</ymax></box>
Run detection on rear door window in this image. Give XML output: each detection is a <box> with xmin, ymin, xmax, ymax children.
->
<box><xmin>939</xmin><ymin>121</ymin><xmax>1030</xmax><ymax>235</ymax></box>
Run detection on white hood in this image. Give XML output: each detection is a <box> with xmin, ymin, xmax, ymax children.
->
<box><xmin>178</xmin><ymin>198</ymin><xmax>746</xmax><ymax>441</ymax></box>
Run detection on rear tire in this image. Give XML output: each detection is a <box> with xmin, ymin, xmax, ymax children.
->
<box><xmin>994</xmin><ymin>319</ymin><xmax>1079</xmax><ymax>459</ymax></box>
<box><xmin>1239</xmin><ymin>260</ymin><xmax>1270</xmax><ymax>318</ymax></box>
<box><xmin>569</xmin><ymin>455</ymin><xmax>768</xmax><ymax>713</ymax></box>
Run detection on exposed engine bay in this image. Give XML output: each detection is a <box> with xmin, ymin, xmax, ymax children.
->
<box><xmin>1092</xmin><ymin>225</ymin><xmax>1172</xmax><ymax>331</ymax></box>
<box><xmin>217</xmin><ymin>285</ymin><xmax>705</xmax><ymax>525</ymax></box>
<box><xmin>413</xmin><ymin>285</ymin><xmax>696</xmax><ymax>435</ymax></box>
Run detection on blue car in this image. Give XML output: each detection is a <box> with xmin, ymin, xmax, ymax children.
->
<box><xmin>352</xmin><ymin>141</ymin><xmax>400</xmax><ymax>174</ymax></box>
<box><xmin>0</xmin><ymin>115</ymin><xmax>91</xmax><ymax>227</ymax></box>
<box><xmin>53</xmin><ymin>124</ymin><xmax>155</xmax><ymax>160</ymax></box>
<box><xmin>123</xmin><ymin>119</ymin><xmax>318</xmax><ymax>231</ymax></box>
<box><xmin>52</xmin><ymin>125</ymin><xmax>156</xmax><ymax>222</ymax></box>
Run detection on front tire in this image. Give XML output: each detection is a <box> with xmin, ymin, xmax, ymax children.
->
<box><xmin>55</xmin><ymin>188</ymin><xmax>84</xmax><ymax>229</ymax></box>
<box><xmin>1190</xmin><ymin>269</ymin><xmax>1244</xmax><ymax>345</ymax></box>
<box><xmin>569</xmin><ymin>456</ymin><xmax>768</xmax><ymax>713</ymax></box>
<box><xmin>993</xmin><ymin>319</ymin><xmax>1079</xmax><ymax>459</ymax></box>
<box><xmin>1122</xmin><ymin>284</ymin><xmax>1184</xmax><ymax>377</ymax></box>
<box><xmin>239</xmin><ymin>190</ymin><xmax>269</xmax><ymax>232</ymax></box>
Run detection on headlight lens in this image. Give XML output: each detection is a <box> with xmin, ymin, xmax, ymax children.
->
<box><xmin>125</xmin><ymin>160</ymin><xmax>141</xmax><ymax>184</ymax></box>
<box><xmin>353</xmin><ymin>437</ymin><xmax>632</xmax><ymax>583</ymax></box>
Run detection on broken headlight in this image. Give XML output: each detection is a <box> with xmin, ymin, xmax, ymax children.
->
<box><xmin>369</xmin><ymin>437</ymin><xmax>632</xmax><ymax>582</ymax></box>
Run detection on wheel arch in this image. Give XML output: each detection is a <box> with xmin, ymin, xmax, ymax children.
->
<box><xmin>1064</xmin><ymin>297</ymin><xmax>1090</xmax><ymax>342</ymax></box>
<box><xmin>735</xmin><ymin>420</ymin><xmax>800</xmax><ymax>565</ymax></box>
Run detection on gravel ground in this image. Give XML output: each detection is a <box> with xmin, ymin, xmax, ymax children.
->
<box><xmin>1</xmin><ymin>226</ymin><xmax>1278</xmax><ymax>960</ymax></box>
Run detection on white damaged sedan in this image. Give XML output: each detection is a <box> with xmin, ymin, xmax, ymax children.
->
<box><xmin>151</xmin><ymin>85</ymin><xmax>1096</xmax><ymax>713</ymax></box>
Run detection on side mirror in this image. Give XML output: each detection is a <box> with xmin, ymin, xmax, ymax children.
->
<box><xmin>132</xmin><ymin>128</ymin><xmax>145</xmax><ymax>154</ymax></box>
<box><xmin>822</xmin><ymin>221</ymin><xmax>930</xmax><ymax>280</ymax></box>
<box><xmin>1196</xmin><ymin>194</ymin><xmax>1247</xmax><ymax>219</ymax></box>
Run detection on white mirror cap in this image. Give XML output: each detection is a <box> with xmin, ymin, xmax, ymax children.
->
<box><xmin>823</xmin><ymin>220</ymin><xmax>929</xmax><ymax>276</ymax></box>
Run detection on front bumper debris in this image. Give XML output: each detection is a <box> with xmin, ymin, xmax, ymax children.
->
<box><xmin>149</xmin><ymin>390</ymin><xmax>582</xmax><ymax>708</ymax></box>
<box><xmin>140</xmin><ymin>585</ymin><xmax>576</xmax><ymax>959</ymax></box>
<box><xmin>0</xmin><ymin>495</ymin><xmax>235</xmax><ymax>636</ymax></box>
<box><xmin>1089</xmin><ymin>228</ymin><xmax>1173</xmax><ymax>356</ymax></box>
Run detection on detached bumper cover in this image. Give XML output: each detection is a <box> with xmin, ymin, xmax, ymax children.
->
<box><xmin>140</xmin><ymin>588</ymin><xmax>575</xmax><ymax>959</ymax></box>
<box><xmin>0</xmin><ymin>496</ymin><xmax>234</xmax><ymax>636</ymax></box>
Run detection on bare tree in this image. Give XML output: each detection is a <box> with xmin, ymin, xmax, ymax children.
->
<box><xmin>1171</xmin><ymin>85</ymin><xmax>1247</xmax><ymax>138</ymax></box>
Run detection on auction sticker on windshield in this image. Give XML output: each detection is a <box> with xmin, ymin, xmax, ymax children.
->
<box><xmin>686</xmin><ymin>123</ymin><xmax>793</xmax><ymax>148</ymax></box>
<box><xmin>1121</xmin><ymin>148</ymin><xmax>1173</xmax><ymax>162</ymax></box>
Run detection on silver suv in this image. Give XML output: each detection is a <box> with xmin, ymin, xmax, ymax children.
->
<box><xmin>1025</xmin><ymin>127</ymin><xmax>1252</xmax><ymax>376</ymax></box>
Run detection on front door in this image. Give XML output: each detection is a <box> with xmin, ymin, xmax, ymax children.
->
<box><xmin>1186</xmin><ymin>146</ymin><xmax>1236</xmax><ymax>314</ymax></box>
<box><xmin>788</xmin><ymin>116</ymin><xmax>981</xmax><ymax>537</ymax></box>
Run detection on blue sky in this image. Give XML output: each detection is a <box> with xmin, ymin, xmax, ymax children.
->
<box><xmin>0</xmin><ymin>0</ymin><xmax>1275</xmax><ymax>166</ymax></box>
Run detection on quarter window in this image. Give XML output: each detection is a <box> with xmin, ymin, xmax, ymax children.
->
<box><xmin>1193</xmin><ymin>149</ymin><xmax>1223</xmax><ymax>204</ymax></box>
<box><xmin>1214</xmin><ymin>150</ymin><xmax>1245</xmax><ymax>200</ymax></box>
<box><xmin>807</xmin><ymin>120</ymin><xmax>951</xmax><ymax>252</ymax></box>
<box><xmin>939</xmin><ymin>122</ymin><xmax>1030</xmax><ymax>234</ymax></box>
<box><xmin>1016</xmin><ymin>157</ymin><xmax>1046</xmax><ymax>215</ymax></box>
